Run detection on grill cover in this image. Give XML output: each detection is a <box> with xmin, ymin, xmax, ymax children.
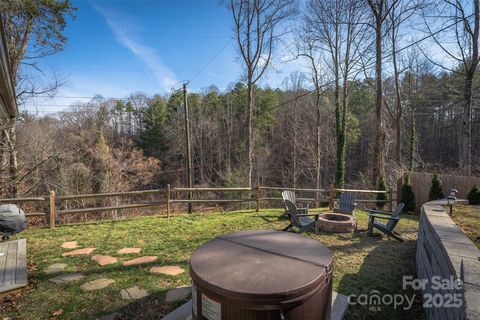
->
<box><xmin>0</xmin><ymin>204</ymin><xmax>26</xmax><ymax>236</ymax></box>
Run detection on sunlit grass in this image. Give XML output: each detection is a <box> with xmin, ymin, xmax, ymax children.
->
<box><xmin>451</xmin><ymin>204</ymin><xmax>480</xmax><ymax>249</ymax></box>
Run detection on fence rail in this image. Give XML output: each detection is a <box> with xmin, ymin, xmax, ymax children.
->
<box><xmin>1</xmin><ymin>184</ymin><xmax>395</xmax><ymax>229</ymax></box>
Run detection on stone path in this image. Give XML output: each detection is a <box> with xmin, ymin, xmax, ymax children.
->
<box><xmin>44</xmin><ymin>263</ymin><xmax>68</xmax><ymax>274</ymax></box>
<box><xmin>101</xmin><ymin>312</ymin><xmax>122</xmax><ymax>320</ymax></box>
<box><xmin>80</xmin><ymin>278</ymin><xmax>115</xmax><ymax>291</ymax></box>
<box><xmin>61</xmin><ymin>241</ymin><xmax>80</xmax><ymax>249</ymax></box>
<box><xmin>120</xmin><ymin>286</ymin><xmax>149</xmax><ymax>300</ymax></box>
<box><xmin>91</xmin><ymin>254</ymin><xmax>118</xmax><ymax>266</ymax></box>
<box><xmin>150</xmin><ymin>265</ymin><xmax>185</xmax><ymax>276</ymax></box>
<box><xmin>117</xmin><ymin>247</ymin><xmax>141</xmax><ymax>254</ymax></box>
<box><xmin>123</xmin><ymin>256</ymin><xmax>157</xmax><ymax>266</ymax></box>
<box><xmin>62</xmin><ymin>247</ymin><xmax>96</xmax><ymax>256</ymax></box>
<box><xmin>165</xmin><ymin>286</ymin><xmax>191</xmax><ymax>303</ymax></box>
<box><xmin>50</xmin><ymin>272</ymin><xmax>85</xmax><ymax>284</ymax></box>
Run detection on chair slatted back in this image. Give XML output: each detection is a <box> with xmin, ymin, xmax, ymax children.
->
<box><xmin>282</xmin><ymin>190</ymin><xmax>296</xmax><ymax>213</ymax></box>
<box><xmin>284</xmin><ymin>199</ymin><xmax>301</xmax><ymax>227</ymax></box>
<box><xmin>386</xmin><ymin>203</ymin><xmax>405</xmax><ymax>230</ymax></box>
<box><xmin>338</xmin><ymin>192</ymin><xmax>356</xmax><ymax>213</ymax></box>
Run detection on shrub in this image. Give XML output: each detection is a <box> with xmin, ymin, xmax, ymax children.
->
<box><xmin>376</xmin><ymin>175</ymin><xmax>388</xmax><ymax>209</ymax></box>
<box><xmin>467</xmin><ymin>185</ymin><xmax>480</xmax><ymax>205</ymax></box>
<box><xmin>400</xmin><ymin>177</ymin><xmax>416</xmax><ymax>213</ymax></box>
<box><xmin>428</xmin><ymin>173</ymin><xmax>444</xmax><ymax>200</ymax></box>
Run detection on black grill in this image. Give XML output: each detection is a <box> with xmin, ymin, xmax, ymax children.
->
<box><xmin>0</xmin><ymin>204</ymin><xmax>26</xmax><ymax>241</ymax></box>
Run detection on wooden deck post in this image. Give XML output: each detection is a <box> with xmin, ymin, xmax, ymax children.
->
<box><xmin>166</xmin><ymin>184</ymin><xmax>171</xmax><ymax>218</ymax></box>
<box><xmin>389</xmin><ymin>189</ymin><xmax>393</xmax><ymax>211</ymax></box>
<box><xmin>255</xmin><ymin>185</ymin><xmax>260</xmax><ymax>212</ymax></box>
<box><xmin>328</xmin><ymin>183</ymin><xmax>334</xmax><ymax>210</ymax></box>
<box><xmin>49</xmin><ymin>191</ymin><xmax>55</xmax><ymax>229</ymax></box>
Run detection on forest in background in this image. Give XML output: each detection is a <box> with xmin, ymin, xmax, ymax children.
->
<box><xmin>0</xmin><ymin>0</ymin><xmax>479</xmax><ymax>200</ymax></box>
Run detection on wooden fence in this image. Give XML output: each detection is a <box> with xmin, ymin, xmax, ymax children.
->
<box><xmin>0</xmin><ymin>184</ymin><xmax>394</xmax><ymax>229</ymax></box>
<box><xmin>397</xmin><ymin>171</ymin><xmax>480</xmax><ymax>213</ymax></box>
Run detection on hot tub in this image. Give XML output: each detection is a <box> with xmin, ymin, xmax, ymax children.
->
<box><xmin>189</xmin><ymin>230</ymin><xmax>333</xmax><ymax>320</ymax></box>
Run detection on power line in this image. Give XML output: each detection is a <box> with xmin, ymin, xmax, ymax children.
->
<box><xmin>264</xmin><ymin>11</ymin><xmax>476</xmax><ymax>113</ymax></box>
<box><xmin>188</xmin><ymin>38</ymin><xmax>234</xmax><ymax>85</ymax></box>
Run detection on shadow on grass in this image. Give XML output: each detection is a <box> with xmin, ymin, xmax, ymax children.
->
<box><xmin>336</xmin><ymin>237</ymin><xmax>425</xmax><ymax>320</ymax></box>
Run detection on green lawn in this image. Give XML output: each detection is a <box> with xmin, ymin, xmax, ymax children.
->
<box><xmin>1</xmin><ymin>209</ymin><xmax>424</xmax><ymax>319</ymax></box>
<box><xmin>451</xmin><ymin>204</ymin><xmax>480</xmax><ymax>249</ymax></box>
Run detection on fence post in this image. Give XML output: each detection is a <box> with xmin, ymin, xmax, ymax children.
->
<box><xmin>49</xmin><ymin>190</ymin><xmax>56</xmax><ymax>229</ymax></box>
<box><xmin>255</xmin><ymin>185</ymin><xmax>260</xmax><ymax>212</ymax></box>
<box><xmin>328</xmin><ymin>183</ymin><xmax>334</xmax><ymax>210</ymax></box>
<box><xmin>166</xmin><ymin>184</ymin><xmax>171</xmax><ymax>218</ymax></box>
<box><xmin>389</xmin><ymin>189</ymin><xmax>393</xmax><ymax>211</ymax></box>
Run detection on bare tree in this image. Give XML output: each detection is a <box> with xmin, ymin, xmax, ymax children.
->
<box><xmin>384</xmin><ymin>0</ymin><xmax>422</xmax><ymax>167</ymax></box>
<box><xmin>227</xmin><ymin>0</ymin><xmax>297</xmax><ymax>187</ymax></box>
<box><xmin>304</xmin><ymin>0</ymin><xmax>368</xmax><ymax>188</ymax></box>
<box><xmin>421</xmin><ymin>0</ymin><xmax>479</xmax><ymax>175</ymax></box>
<box><xmin>367</xmin><ymin>0</ymin><xmax>404</xmax><ymax>185</ymax></box>
<box><xmin>0</xmin><ymin>0</ymin><xmax>75</xmax><ymax>196</ymax></box>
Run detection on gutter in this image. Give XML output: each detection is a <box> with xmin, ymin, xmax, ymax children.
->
<box><xmin>0</xmin><ymin>15</ymin><xmax>18</xmax><ymax>130</ymax></box>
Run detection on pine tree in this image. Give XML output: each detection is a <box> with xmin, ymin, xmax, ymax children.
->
<box><xmin>428</xmin><ymin>173</ymin><xmax>444</xmax><ymax>200</ymax></box>
<box><xmin>400</xmin><ymin>176</ymin><xmax>416</xmax><ymax>213</ymax></box>
<box><xmin>467</xmin><ymin>185</ymin><xmax>480</xmax><ymax>205</ymax></box>
<box><xmin>136</xmin><ymin>97</ymin><xmax>169</xmax><ymax>158</ymax></box>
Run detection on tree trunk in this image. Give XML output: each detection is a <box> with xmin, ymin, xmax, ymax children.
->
<box><xmin>5</xmin><ymin>127</ymin><xmax>18</xmax><ymax>197</ymax></box>
<box><xmin>293</xmin><ymin>99</ymin><xmax>298</xmax><ymax>188</ymax></box>
<box><xmin>334</xmin><ymin>30</ymin><xmax>343</xmax><ymax>188</ymax></box>
<box><xmin>392</xmin><ymin>24</ymin><xmax>402</xmax><ymax>167</ymax></box>
<box><xmin>372</xmin><ymin>8</ymin><xmax>385</xmax><ymax>185</ymax></box>
<box><xmin>247</xmin><ymin>74</ymin><xmax>255</xmax><ymax>187</ymax></box>
<box><xmin>459</xmin><ymin>0</ymin><xmax>479</xmax><ymax>175</ymax></box>
<box><xmin>315</xmin><ymin>91</ymin><xmax>322</xmax><ymax>205</ymax></box>
<box><xmin>460</xmin><ymin>72</ymin><xmax>473</xmax><ymax>175</ymax></box>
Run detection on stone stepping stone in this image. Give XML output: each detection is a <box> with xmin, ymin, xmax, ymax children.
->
<box><xmin>44</xmin><ymin>263</ymin><xmax>68</xmax><ymax>274</ymax></box>
<box><xmin>117</xmin><ymin>247</ymin><xmax>141</xmax><ymax>254</ymax></box>
<box><xmin>101</xmin><ymin>313</ymin><xmax>122</xmax><ymax>320</ymax></box>
<box><xmin>120</xmin><ymin>286</ymin><xmax>149</xmax><ymax>300</ymax></box>
<box><xmin>62</xmin><ymin>247</ymin><xmax>96</xmax><ymax>257</ymax></box>
<box><xmin>150</xmin><ymin>265</ymin><xmax>185</xmax><ymax>276</ymax></box>
<box><xmin>50</xmin><ymin>272</ymin><xmax>85</xmax><ymax>284</ymax></box>
<box><xmin>165</xmin><ymin>286</ymin><xmax>191</xmax><ymax>303</ymax></box>
<box><xmin>91</xmin><ymin>254</ymin><xmax>118</xmax><ymax>266</ymax></box>
<box><xmin>123</xmin><ymin>256</ymin><xmax>157</xmax><ymax>266</ymax></box>
<box><xmin>61</xmin><ymin>241</ymin><xmax>80</xmax><ymax>249</ymax></box>
<box><xmin>80</xmin><ymin>278</ymin><xmax>115</xmax><ymax>291</ymax></box>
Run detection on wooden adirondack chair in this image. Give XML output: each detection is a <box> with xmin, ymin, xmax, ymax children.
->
<box><xmin>282</xmin><ymin>190</ymin><xmax>309</xmax><ymax>216</ymax></box>
<box><xmin>282</xmin><ymin>199</ymin><xmax>319</xmax><ymax>234</ymax></box>
<box><xmin>367</xmin><ymin>203</ymin><xmax>405</xmax><ymax>242</ymax></box>
<box><xmin>333</xmin><ymin>192</ymin><xmax>356</xmax><ymax>215</ymax></box>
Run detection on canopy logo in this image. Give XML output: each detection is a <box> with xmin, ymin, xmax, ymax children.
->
<box><xmin>347</xmin><ymin>276</ymin><xmax>464</xmax><ymax>312</ymax></box>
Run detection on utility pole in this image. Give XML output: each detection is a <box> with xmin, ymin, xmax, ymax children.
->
<box><xmin>183</xmin><ymin>83</ymin><xmax>193</xmax><ymax>213</ymax></box>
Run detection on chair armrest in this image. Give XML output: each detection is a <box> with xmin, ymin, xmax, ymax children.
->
<box><xmin>368</xmin><ymin>213</ymin><xmax>399</xmax><ymax>220</ymax></box>
<box><xmin>296</xmin><ymin>213</ymin><xmax>320</xmax><ymax>217</ymax></box>
<box><xmin>367</xmin><ymin>209</ymin><xmax>393</xmax><ymax>215</ymax></box>
<box><xmin>297</xmin><ymin>207</ymin><xmax>309</xmax><ymax>213</ymax></box>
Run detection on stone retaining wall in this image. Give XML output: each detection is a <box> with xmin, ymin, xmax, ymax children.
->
<box><xmin>417</xmin><ymin>200</ymin><xmax>480</xmax><ymax>319</ymax></box>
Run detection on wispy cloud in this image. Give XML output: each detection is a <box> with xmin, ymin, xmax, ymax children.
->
<box><xmin>91</xmin><ymin>3</ymin><xmax>178</xmax><ymax>91</ymax></box>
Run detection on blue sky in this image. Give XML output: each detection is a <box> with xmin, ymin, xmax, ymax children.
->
<box><xmin>27</xmin><ymin>0</ymin><xmax>304</xmax><ymax>114</ymax></box>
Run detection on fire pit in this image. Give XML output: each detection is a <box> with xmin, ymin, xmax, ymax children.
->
<box><xmin>318</xmin><ymin>213</ymin><xmax>356</xmax><ymax>233</ymax></box>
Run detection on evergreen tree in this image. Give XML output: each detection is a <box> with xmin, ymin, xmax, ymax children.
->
<box><xmin>467</xmin><ymin>185</ymin><xmax>480</xmax><ymax>205</ymax></box>
<box><xmin>400</xmin><ymin>176</ymin><xmax>416</xmax><ymax>213</ymax></box>
<box><xmin>136</xmin><ymin>97</ymin><xmax>169</xmax><ymax>158</ymax></box>
<box><xmin>428</xmin><ymin>173</ymin><xmax>444</xmax><ymax>200</ymax></box>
